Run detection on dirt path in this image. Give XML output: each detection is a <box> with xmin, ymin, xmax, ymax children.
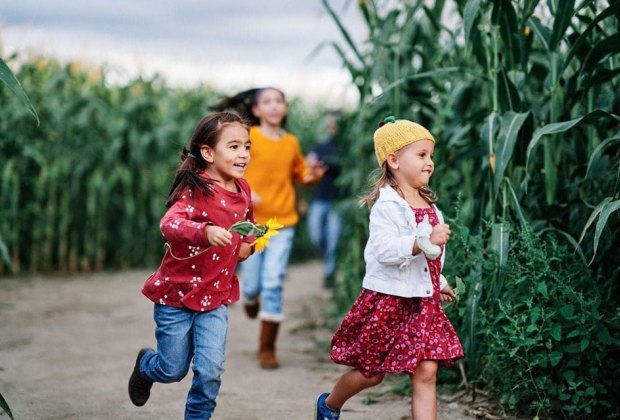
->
<box><xmin>0</xmin><ymin>261</ymin><xmax>471</xmax><ymax>419</ymax></box>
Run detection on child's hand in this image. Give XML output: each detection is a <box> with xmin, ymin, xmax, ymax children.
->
<box><xmin>238</xmin><ymin>242</ymin><xmax>252</xmax><ymax>261</ymax></box>
<box><xmin>430</xmin><ymin>223</ymin><xmax>451</xmax><ymax>245</ymax></box>
<box><xmin>302</xmin><ymin>161</ymin><xmax>328</xmax><ymax>183</ymax></box>
<box><xmin>206</xmin><ymin>225</ymin><xmax>233</xmax><ymax>247</ymax></box>
<box><xmin>440</xmin><ymin>284</ymin><xmax>456</xmax><ymax>302</ymax></box>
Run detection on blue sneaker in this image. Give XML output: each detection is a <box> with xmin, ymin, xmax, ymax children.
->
<box><xmin>315</xmin><ymin>393</ymin><xmax>340</xmax><ymax>420</ymax></box>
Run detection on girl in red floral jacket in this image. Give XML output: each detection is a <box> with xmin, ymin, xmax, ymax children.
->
<box><xmin>128</xmin><ymin>112</ymin><xmax>255</xmax><ymax>419</ymax></box>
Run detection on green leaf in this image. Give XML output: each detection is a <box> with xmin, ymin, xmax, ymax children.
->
<box><xmin>577</xmin><ymin>197</ymin><xmax>612</xmax><ymax>246</ymax></box>
<box><xmin>463</xmin><ymin>0</ymin><xmax>483</xmax><ymax>45</ymax></box>
<box><xmin>559</xmin><ymin>304</ymin><xmax>575</xmax><ymax>319</ymax></box>
<box><xmin>496</xmin><ymin>70</ymin><xmax>522</xmax><ymax>112</ymax></box>
<box><xmin>504</xmin><ymin>178</ymin><xmax>528</xmax><ymax>228</ymax></box>
<box><xmin>591</xmin><ymin>200</ymin><xmax>620</xmax><ymax>263</ymax></box>
<box><xmin>537</xmin><ymin>282</ymin><xmax>548</xmax><ymax>298</ymax></box>
<box><xmin>550</xmin><ymin>324</ymin><xmax>562</xmax><ymax>341</ymax></box>
<box><xmin>494</xmin><ymin>111</ymin><xmax>529</xmax><ymax>195</ymax></box>
<box><xmin>0</xmin><ymin>391</ymin><xmax>14</xmax><ymax>420</ymax></box>
<box><xmin>0</xmin><ymin>57</ymin><xmax>39</xmax><ymax>124</ymax></box>
<box><xmin>581</xmin><ymin>32</ymin><xmax>620</xmax><ymax>72</ymax></box>
<box><xmin>563</xmin><ymin>2</ymin><xmax>620</xmax><ymax>69</ymax></box>
<box><xmin>549</xmin><ymin>351</ymin><xmax>563</xmax><ymax>366</ymax></box>
<box><xmin>228</xmin><ymin>221</ymin><xmax>262</xmax><ymax>236</ymax></box>
<box><xmin>549</xmin><ymin>0</ymin><xmax>575</xmax><ymax>50</ymax></box>
<box><xmin>322</xmin><ymin>0</ymin><xmax>366</xmax><ymax>67</ymax></box>
<box><xmin>580</xmin><ymin>338</ymin><xmax>590</xmax><ymax>351</ymax></box>
<box><xmin>491</xmin><ymin>223</ymin><xmax>509</xmax><ymax>268</ymax></box>
<box><xmin>527</xmin><ymin>16</ymin><xmax>551</xmax><ymax>52</ymax></box>
<box><xmin>586</xmin><ymin>135</ymin><xmax>620</xmax><ymax>178</ymax></box>
<box><xmin>525</xmin><ymin>110</ymin><xmax>620</xmax><ymax>178</ymax></box>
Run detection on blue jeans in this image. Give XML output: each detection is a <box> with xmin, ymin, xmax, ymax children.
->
<box><xmin>307</xmin><ymin>199</ymin><xmax>341</xmax><ymax>279</ymax></box>
<box><xmin>240</xmin><ymin>226</ymin><xmax>295</xmax><ymax>321</ymax></box>
<box><xmin>140</xmin><ymin>304</ymin><xmax>228</xmax><ymax>420</ymax></box>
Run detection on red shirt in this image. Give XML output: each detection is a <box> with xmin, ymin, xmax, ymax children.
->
<box><xmin>142</xmin><ymin>176</ymin><xmax>254</xmax><ymax>311</ymax></box>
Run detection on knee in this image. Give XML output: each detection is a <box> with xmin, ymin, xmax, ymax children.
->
<box><xmin>159</xmin><ymin>362</ymin><xmax>190</xmax><ymax>383</ymax></box>
<box><xmin>414</xmin><ymin>362</ymin><xmax>437</xmax><ymax>386</ymax></box>
<box><xmin>365</xmin><ymin>373</ymin><xmax>385</xmax><ymax>387</ymax></box>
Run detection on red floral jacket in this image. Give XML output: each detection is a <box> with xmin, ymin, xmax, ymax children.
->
<box><xmin>142</xmin><ymin>177</ymin><xmax>254</xmax><ymax>311</ymax></box>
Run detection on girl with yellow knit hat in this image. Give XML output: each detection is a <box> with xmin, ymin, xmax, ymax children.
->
<box><xmin>315</xmin><ymin>117</ymin><xmax>463</xmax><ymax>420</ymax></box>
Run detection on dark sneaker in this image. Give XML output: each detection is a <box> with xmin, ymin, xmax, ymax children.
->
<box><xmin>128</xmin><ymin>348</ymin><xmax>154</xmax><ymax>406</ymax></box>
<box><xmin>243</xmin><ymin>299</ymin><xmax>260</xmax><ymax>319</ymax></box>
<box><xmin>315</xmin><ymin>393</ymin><xmax>340</xmax><ymax>420</ymax></box>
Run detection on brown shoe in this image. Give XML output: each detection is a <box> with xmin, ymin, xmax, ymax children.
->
<box><xmin>258</xmin><ymin>320</ymin><xmax>280</xmax><ymax>369</ymax></box>
<box><xmin>244</xmin><ymin>299</ymin><xmax>260</xmax><ymax>319</ymax></box>
<box><xmin>128</xmin><ymin>348</ymin><xmax>154</xmax><ymax>406</ymax></box>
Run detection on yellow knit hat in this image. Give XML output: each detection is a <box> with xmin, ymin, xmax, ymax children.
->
<box><xmin>373</xmin><ymin>116</ymin><xmax>435</xmax><ymax>166</ymax></box>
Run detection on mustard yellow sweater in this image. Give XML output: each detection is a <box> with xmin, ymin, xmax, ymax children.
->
<box><xmin>245</xmin><ymin>126</ymin><xmax>316</xmax><ymax>227</ymax></box>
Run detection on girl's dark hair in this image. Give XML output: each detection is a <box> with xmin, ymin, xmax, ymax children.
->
<box><xmin>165</xmin><ymin>111</ymin><xmax>249</xmax><ymax>207</ymax></box>
<box><xmin>212</xmin><ymin>87</ymin><xmax>287</xmax><ymax>127</ymax></box>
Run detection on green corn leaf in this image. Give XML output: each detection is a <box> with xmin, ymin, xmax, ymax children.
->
<box><xmin>538</xmin><ymin>227</ymin><xmax>587</xmax><ymax>266</ymax></box>
<box><xmin>586</xmin><ymin>135</ymin><xmax>620</xmax><ymax>178</ymax></box>
<box><xmin>527</xmin><ymin>16</ymin><xmax>551</xmax><ymax>53</ymax></box>
<box><xmin>591</xmin><ymin>199</ymin><xmax>620</xmax><ymax>263</ymax></box>
<box><xmin>0</xmin><ymin>57</ymin><xmax>39</xmax><ymax>124</ymax></box>
<box><xmin>494</xmin><ymin>111</ymin><xmax>529</xmax><ymax>195</ymax></box>
<box><xmin>581</xmin><ymin>32</ymin><xmax>620</xmax><ymax>73</ymax></box>
<box><xmin>322</xmin><ymin>0</ymin><xmax>366</xmax><ymax>67</ymax></box>
<box><xmin>525</xmin><ymin>109</ymin><xmax>620</xmax><ymax>178</ymax></box>
<box><xmin>503</xmin><ymin>178</ymin><xmax>528</xmax><ymax>228</ymax></box>
<box><xmin>0</xmin><ymin>391</ymin><xmax>14</xmax><ymax>420</ymax></box>
<box><xmin>0</xmin><ymin>234</ymin><xmax>11</xmax><ymax>272</ymax></box>
<box><xmin>549</xmin><ymin>0</ymin><xmax>575</xmax><ymax>51</ymax></box>
<box><xmin>491</xmin><ymin>223</ymin><xmax>509</xmax><ymax>268</ymax></box>
<box><xmin>563</xmin><ymin>2</ymin><xmax>620</xmax><ymax>69</ymax></box>
<box><xmin>496</xmin><ymin>69</ymin><xmax>522</xmax><ymax>112</ymax></box>
<box><xmin>577</xmin><ymin>197</ymin><xmax>611</xmax><ymax>246</ymax></box>
<box><xmin>463</xmin><ymin>0</ymin><xmax>482</xmax><ymax>45</ymax></box>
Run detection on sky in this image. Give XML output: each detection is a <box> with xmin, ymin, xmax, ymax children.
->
<box><xmin>0</xmin><ymin>0</ymin><xmax>368</xmax><ymax>107</ymax></box>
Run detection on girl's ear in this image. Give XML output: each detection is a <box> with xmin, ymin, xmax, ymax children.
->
<box><xmin>201</xmin><ymin>145</ymin><xmax>214</xmax><ymax>164</ymax></box>
<box><xmin>386</xmin><ymin>153</ymin><xmax>399</xmax><ymax>170</ymax></box>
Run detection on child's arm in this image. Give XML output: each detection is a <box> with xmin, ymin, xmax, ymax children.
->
<box><xmin>160</xmin><ymin>191</ymin><xmax>213</xmax><ymax>253</ymax></box>
<box><xmin>369</xmin><ymin>202</ymin><xmax>425</xmax><ymax>266</ymax></box>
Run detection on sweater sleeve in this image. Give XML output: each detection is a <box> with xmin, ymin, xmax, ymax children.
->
<box><xmin>290</xmin><ymin>137</ymin><xmax>316</xmax><ymax>186</ymax></box>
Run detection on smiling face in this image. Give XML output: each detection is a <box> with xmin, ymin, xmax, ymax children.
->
<box><xmin>388</xmin><ymin>139</ymin><xmax>435</xmax><ymax>189</ymax></box>
<box><xmin>251</xmin><ymin>88</ymin><xmax>287</xmax><ymax>127</ymax></box>
<box><xmin>201</xmin><ymin>122</ymin><xmax>251</xmax><ymax>187</ymax></box>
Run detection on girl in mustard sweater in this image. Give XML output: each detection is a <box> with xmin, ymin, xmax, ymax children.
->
<box><xmin>214</xmin><ymin>87</ymin><xmax>325</xmax><ymax>369</ymax></box>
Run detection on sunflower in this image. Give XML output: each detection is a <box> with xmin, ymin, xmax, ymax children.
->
<box><xmin>252</xmin><ymin>217</ymin><xmax>284</xmax><ymax>252</ymax></box>
<box><xmin>229</xmin><ymin>217</ymin><xmax>283</xmax><ymax>253</ymax></box>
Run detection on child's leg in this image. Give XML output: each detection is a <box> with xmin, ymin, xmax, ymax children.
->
<box><xmin>409</xmin><ymin>360</ymin><xmax>438</xmax><ymax>420</ymax></box>
<box><xmin>141</xmin><ymin>304</ymin><xmax>193</xmax><ymax>383</ymax></box>
<box><xmin>325</xmin><ymin>369</ymin><xmax>384</xmax><ymax>410</ymax></box>
<box><xmin>185</xmin><ymin>305</ymin><xmax>228</xmax><ymax>420</ymax></box>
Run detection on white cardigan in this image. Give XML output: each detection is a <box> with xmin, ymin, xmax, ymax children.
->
<box><xmin>362</xmin><ymin>186</ymin><xmax>448</xmax><ymax>297</ymax></box>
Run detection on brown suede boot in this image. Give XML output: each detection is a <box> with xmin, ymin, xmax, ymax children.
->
<box><xmin>257</xmin><ymin>320</ymin><xmax>280</xmax><ymax>369</ymax></box>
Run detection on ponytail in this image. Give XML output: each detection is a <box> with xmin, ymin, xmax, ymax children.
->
<box><xmin>165</xmin><ymin>147</ymin><xmax>213</xmax><ymax>207</ymax></box>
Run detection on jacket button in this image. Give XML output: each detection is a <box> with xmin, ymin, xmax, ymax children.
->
<box><xmin>426</xmin><ymin>290</ymin><xmax>431</xmax><ymax>294</ymax></box>
<box><xmin>424</xmin><ymin>267</ymin><xmax>428</xmax><ymax>272</ymax></box>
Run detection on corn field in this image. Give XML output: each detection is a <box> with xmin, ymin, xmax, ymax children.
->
<box><xmin>325</xmin><ymin>0</ymin><xmax>619</xmax><ymax>418</ymax></box>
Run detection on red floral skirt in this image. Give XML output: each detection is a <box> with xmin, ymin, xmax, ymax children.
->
<box><xmin>330</xmin><ymin>207</ymin><xmax>464</xmax><ymax>377</ymax></box>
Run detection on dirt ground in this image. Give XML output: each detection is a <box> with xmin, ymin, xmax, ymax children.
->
<box><xmin>0</xmin><ymin>261</ymin><xmax>474</xmax><ymax>419</ymax></box>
